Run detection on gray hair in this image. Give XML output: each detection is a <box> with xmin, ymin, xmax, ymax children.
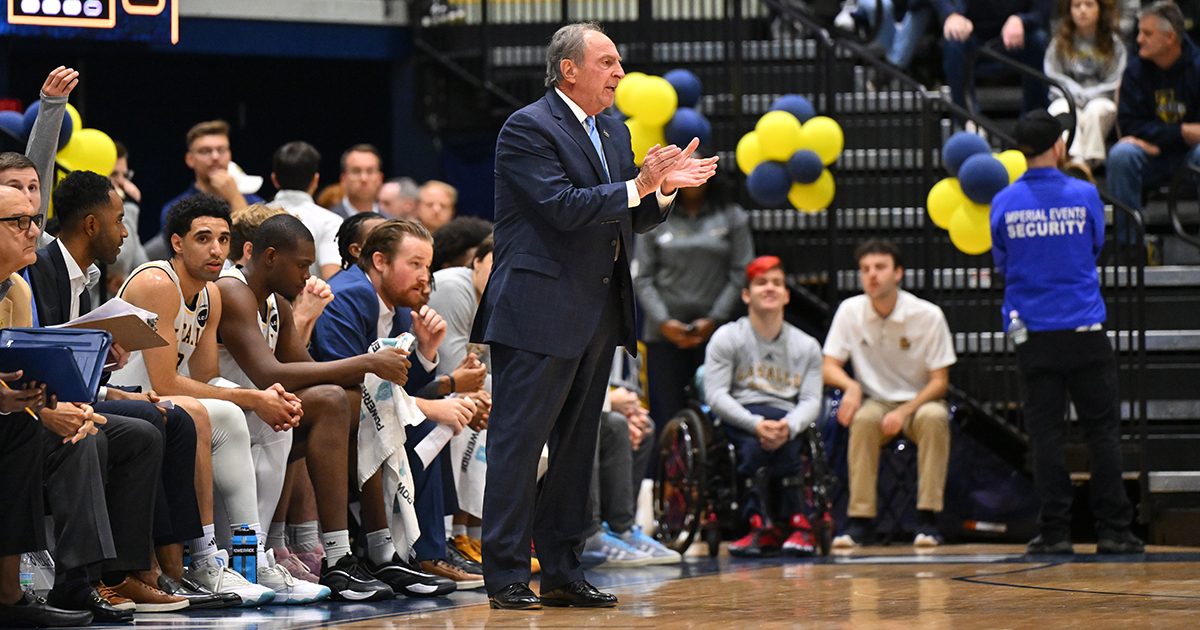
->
<box><xmin>545</xmin><ymin>22</ymin><xmax>604</xmax><ymax>88</ymax></box>
<box><xmin>387</xmin><ymin>176</ymin><xmax>420</xmax><ymax>201</ymax></box>
<box><xmin>1139</xmin><ymin>0</ymin><xmax>1186</xmax><ymax>38</ymax></box>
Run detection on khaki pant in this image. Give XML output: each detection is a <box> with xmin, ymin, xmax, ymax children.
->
<box><xmin>1049</xmin><ymin>97</ymin><xmax>1117</xmax><ymax>165</ymax></box>
<box><xmin>847</xmin><ymin>399</ymin><xmax>950</xmax><ymax>518</ymax></box>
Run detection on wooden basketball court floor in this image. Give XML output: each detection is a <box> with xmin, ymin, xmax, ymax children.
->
<box><xmin>89</xmin><ymin>544</ymin><xmax>1200</xmax><ymax>629</ymax></box>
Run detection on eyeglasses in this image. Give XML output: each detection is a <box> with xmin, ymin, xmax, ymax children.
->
<box><xmin>0</xmin><ymin>213</ymin><xmax>44</xmax><ymax>232</ymax></box>
<box><xmin>191</xmin><ymin>146</ymin><xmax>230</xmax><ymax>158</ymax></box>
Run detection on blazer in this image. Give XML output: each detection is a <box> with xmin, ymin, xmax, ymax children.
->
<box><xmin>0</xmin><ymin>273</ymin><xmax>33</xmax><ymax>330</ymax></box>
<box><xmin>27</xmin><ymin>240</ymin><xmax>89</xmax><ymax>327</ymax></box>
<box><xmin>472</xmin><ymin>89</ymin><xmax>671</xmax><ymax>359</ymax></box>
<box><xmin>310</xmin><ymin>265</ymin><xmax>432</xmax><ymax>392</ymax></box>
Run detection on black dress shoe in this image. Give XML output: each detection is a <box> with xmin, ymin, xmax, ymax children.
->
<box><xmin>157</xmin><ymin>574</ymin><xmax>228</xmax><ymax>609</ymax></box>
<box><xmin>540</xmin><ymin>580</ymin><xmax>617</xmax><ymax>608</ymax></box>
<box><xmin>46</xmin><ymin>587</ymin><xmax>133</xmax><ymax>624</ymax></box>
<box><xmin>0</xmin><ymin>593</ymin><xmax>93</xmax><ymax>628</ymax></box>
<box><xmin>489</xmin><ymin>582</ymin><xmax>542</xmax><ymax>610</ymax></box>
<box><xmin>1026</xmin><ymin>535</ymin><xmax>1074</xmax><ymax>555</ymax></box>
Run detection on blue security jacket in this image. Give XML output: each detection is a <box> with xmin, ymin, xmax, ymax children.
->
<box><xmin>990</xmin><ymin>167</ymin><xmax>1106</xmax><ymax>332</ymax></box>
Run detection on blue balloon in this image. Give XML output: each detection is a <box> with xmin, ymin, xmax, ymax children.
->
<box><xmin>942</xmin><ymin>131</ymin><xmax>991</xmax><ymax>177</ymax></box>
<box><xmin>958</xmin><ymin>154</ymin><xmax>1011</xmax><ymax>204</ymax></box>
<box><xmin>663</xmin><ymin>69</ymin><xmax>702</xmax><ymax>108</ymax></box>
<box><xmin>786</xmin><ymin>149</ymin><xmax>824</xmax><ymax>184</ymax></box>
<box><xmin>21</xmin><ymin>101</ymin><xmax>74</xmax><ymax>151</ymax></box>
<box><xmin>746</xmin><ymin>161</ymin><xmax>792</xmax><ymax>206</ymax></box>
<box><xmin>770</xmin><ymin>94</ymin><xmax>816</xmax><ymax>124</ymax></box>
<box><xmin>665</xmin><ymin>108</ymin><xmax>711</xmax><ymax>148</ymax></box>
<box><xmin>0</xmin><ymin>111</ymin><xmax>24</xmax><ymax>140</ymax></box>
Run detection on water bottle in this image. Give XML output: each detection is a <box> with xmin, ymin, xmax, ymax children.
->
<box><xmin>1008</xmin><ymin>310</ymin><xmax>1028</xmax><ymax>346</ymax></box>
<box><xmin>18</xmin><ymin>554</ymin><xmax>35</xmax><ymax>597</ymax></box>
<box><xmin>231</xmin><ymin>525</ymin><xmax>258</xmax><ymax>583</ymax></box>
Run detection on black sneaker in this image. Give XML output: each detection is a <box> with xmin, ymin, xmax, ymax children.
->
<box><xmin>156</xmin><ymin>574</ymin><xmax>229</xmax><ymax>609</ymax></box>
<box><xmin>1026</xmin><ymin>535</ymin><xmax>1074</xmax><ymax>555</ymax></box>
<box><xmin>366</xmin><ymin>553</ymin><xmax>456</xmax><ymax>598</ymax></box>
<box><xmin>444</xmin><ymin>541</ymin><xmax>484</xmax><ymax>575</ymax></box>
<box><xmin>1097</xmin><ymin>530</ymin><xmax>1145</xmax><ymax>554</ymax></box>
<box><xmin>320</xmin><ymin>554</ymin><xmax>395</xmax><ymax>602</ymax></box>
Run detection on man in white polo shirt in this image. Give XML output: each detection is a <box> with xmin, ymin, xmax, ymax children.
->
<box><xmin>822</xmin><ymin>238</ymin><xmax>955</xmax><ymax>548</ymax></box>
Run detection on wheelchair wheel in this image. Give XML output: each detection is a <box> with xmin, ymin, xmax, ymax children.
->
<box><xmin>802</xmin><ymin>425</ymin><xmax>836</xmax><ymax>556</ymax></box>
<box><xmin>653</xmin><ymin>409</ymin><xmax>709</xmax><ymax>554</ymax></box>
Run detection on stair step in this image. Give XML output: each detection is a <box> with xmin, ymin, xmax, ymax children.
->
<box><xmin>1149</xmin><ymin>471</ymin><xmax>1200</xmax><ymax>493</ymax></box>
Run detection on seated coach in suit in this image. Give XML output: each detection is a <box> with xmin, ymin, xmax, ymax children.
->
<box><xmin>472</xmin><ymin>21</ymin><xmax>717</xmax><ymax>610</ymax></box>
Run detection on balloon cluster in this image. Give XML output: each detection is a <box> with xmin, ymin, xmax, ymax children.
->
<box><xmin>0</xmin><ymin>101</ymin><xmax>118</xmax><ymax>182</ymax></box>
<box><xmin>735</xmin><ymin>95</ymin><xmax>844</xmax><ymax>213</ymax></box>
<box><xmin>616</xmin><ymin>69</ymin><xmax>712</xmax><ymax>167</ymax></box>
<box><xmin>927</xmin><ymin>131</ymin><xmax>1028</xmax><ymax>255</ymax></box>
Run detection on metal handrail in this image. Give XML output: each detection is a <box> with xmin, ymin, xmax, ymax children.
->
<box><xmin>964</xmin><ymin>38</ymin><xmax>1077</xmax><ymax>151</ymax></box>
<box><xmin>1166</xmin><ymin>163</ymin><xmax>1200</xmax><ymax>249</ymax></box>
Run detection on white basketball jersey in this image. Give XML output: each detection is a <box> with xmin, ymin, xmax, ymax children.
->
<box><xmin>217</xmin><ymin>266</ymin><xmax>279</xmax><ymax>390</ymax></box>
<box><xmin>110</xmin><ymin>260</ymin><xmax>211</xmax><ymax>391</ymax></box>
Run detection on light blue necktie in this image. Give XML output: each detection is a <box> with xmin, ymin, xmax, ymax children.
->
<box><xmin>585</xmin><ymin>116</ymin><xmax>611</xmax><ymax>183</ymax></box>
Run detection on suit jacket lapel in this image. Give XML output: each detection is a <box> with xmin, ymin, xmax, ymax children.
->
<box><xmin>547</xmin><ymin>90</ymin><xmax>610</xmax><ymax>186</ymax></box>
<box><xmin>48</xmin><ymin>241</ymin><xmax>73</xmax><ymax>322</ymax></box>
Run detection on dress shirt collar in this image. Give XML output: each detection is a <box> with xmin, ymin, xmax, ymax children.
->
<box><xmin>56</xmin><ymin>238</ymin><xmax>87</xmax><ymax>288</ymax></box>
<box><xmin>554</xmin><ymin>87</ymin><xmax>589</xmax><ymax>126</ymax></box>
<box><xmin>377</xmin><ymin>292</ymin><xmax>396</xmax><ymax>340</ymax></box>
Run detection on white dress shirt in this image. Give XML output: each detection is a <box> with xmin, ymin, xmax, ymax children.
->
<box><xmin>377</xmin><ymin>293</ymin><xmax>438</xmax><ymax>371</ymax></box>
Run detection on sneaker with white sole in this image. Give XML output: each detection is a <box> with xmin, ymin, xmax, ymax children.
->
<box><xmin>582</xmin><ymin>529</ymin><xmax>654</xmax><ymax>567</ymax></box>
<box><xmin>612</xmin><ymin>524</ymin><xmax>682</xmax><ymax>565</ymax></box>
<box><xmin>275</xmin><ymin>547</ymin><xmax>321</xmax><ymax>584</ymax></box>
<box><xmin>185</xmin><ymin>551</ymin><xmax>276</xmax><ymax>607</ymax></box>
<box><xmin>258</xmin><ymin>550</ymin><xmax>331</xmax><ymax>604</ymax></box>
<box><xmin>365</xmin><ymin>554</ymin><xmax>456</xmax><ymax>598</ymax></box>
<box><xmin>320</xmin><ymin>554</ymin><xmax>394</xmax><ymax>602</ymax></box>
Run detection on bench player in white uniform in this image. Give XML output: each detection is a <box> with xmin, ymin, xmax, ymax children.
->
<box><xmin>217</xmin><ymin>213</ymin><xmax>453</xmax><ymax>599</ymax></box>
<box><xmin>111</xmin><ymin>194</ymin><xmax>317</xmax><ymax>604</ymax></box>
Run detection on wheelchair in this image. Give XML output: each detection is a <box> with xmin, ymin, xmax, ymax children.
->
<box><xmin>652</xmin><ymin>370</ymin><xmax>835</xmax><ymax>557</ymax></box>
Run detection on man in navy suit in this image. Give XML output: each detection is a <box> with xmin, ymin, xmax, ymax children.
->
<box><xmin>473</xmin><ymin>22</ymin><xmax>717</xmax><ymax>609</ymax></box>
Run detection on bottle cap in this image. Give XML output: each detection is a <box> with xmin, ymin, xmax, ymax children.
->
<box><xmin>1010</xmin><ymin>310</ymin><xmax>1019</xmax><ymax>318</ymax></box>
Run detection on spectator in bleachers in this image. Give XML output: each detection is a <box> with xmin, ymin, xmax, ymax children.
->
<box><xmin>703</xmin><ymin>256</ymin><xmax>823</xmax><ymax>558</ymax></box>
<box><xmin>335</xmin><ymin>210</ymin><xmax>388</xmax><ymax>271</ymax></box>
<box><xmin>332</xmin><ymin>144</ymin><xmax>385</xmax><ymax>219</ymax></box>
<box><xmin>315</xmin><ymin>183</ymin><xmax>345</xmax><ymax>210</ymax></box>
<box><xmin>378</xmin><ymin>177</ymin><xmax>421</xmax><ymax>220</ymax></box>
<box><xmin>1045</xmin><ymin>0</ymin><xmax>1128</xmax><ymax>168</ymax></box>
<box><xmin>432</xmin><ymin>216</ymin><xmax>495</xmax><ymax>270</ymax></box>
<box><xmin>108</xmin><ymin>142</ymin><xmax>150</xmax><ymax>293</ymax></box>
<box><xmin>416</xmin><ymin>180</ymin><xmax>457</xmax><ymax>234</ymax></box>
<box><xmin>159</xmin><ymin>120</ymin><xmax>263</xmax><ymax>228</ymax></box>
<box><xmin>267</xmin><ymin>141</ymin><xmax>344</xmax><ymax>280</ymax></box>
<box><xmin>938</xmin><ymin>0</ymin><xmax>1052</xmax><ymax>114</ymax></box>
<box><xmin>1106</xmin><ymin>1</ymin><xmax>1200</xmax><ymax>244</ymax></box>
<box><xmin>857</xmin><ymin>0</ymin><xmax>937</xmax><ymax>70</ymax></box>
<box><xmin>822</xmin><ymin>239</ymin><xmax>955</xmax><ymax>549</ymax></box>
<box><xmin>991</xmin><ymin>109</ymin><xmax>1144</xmax><ymax>555</ymax></box>
<box><xmin>634</xmin><ymin>150</ymin><xmax>753</xmax><ymax>449</ymax></box>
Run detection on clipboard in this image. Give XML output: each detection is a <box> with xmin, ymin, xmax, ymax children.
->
<box><xmin>0</xmin><ymin>328</ymin><xmax>113</xmax><ymax>403</ymax></box>
<box><xmin>64</xmin><ymin>313</ymin><xmax>169</xmax><ymax>351</ymax></box>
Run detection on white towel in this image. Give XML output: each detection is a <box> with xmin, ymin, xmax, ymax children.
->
<box><xmin>449</xmin><ymin>428</ymin><xmax>487</xmax><ymax>518</ymax></box>
<box><xmin>358</xmin><ymin>338</ymin><xmax>426</xmax><ymax>560</ymax></box>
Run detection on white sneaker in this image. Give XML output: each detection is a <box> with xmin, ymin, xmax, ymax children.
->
<box><xmin>614</xmin><ymin>525</ymin><xmax>682</xmax><ymax>565</ymax></box>
<box><xmin>185</xmin><ymin>550</ymin><xmax>276</xmax><ymax>607</ymax></box>
<box><xmin>913</xmin><ymin>533</ymin><xmax>942</xmax><ymax>548</ymax></box>
<box><xmin>831</xmin><ymin>534</ymin><xmax>861</xmax><ymax>549</ymax></box>
<box><xmin>258</xmin><ymin>550</ymin><xmax>331</xmax><ymax>604</ymax></box>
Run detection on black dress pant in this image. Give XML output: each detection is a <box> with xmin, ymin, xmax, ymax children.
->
<box><xmin>1016</xmin><ymin>329</ymin><xmax>1135</xmax><ymax>541</ymax></box>
<box><xmin>95</xmin><ymin>400</ymin><xmax>201</xmax><ymax>545</ymax></box>
<box><xmin>0</xmin><ymin>412</ymin><xmax>45</xmax><ymax>556</ymax></box>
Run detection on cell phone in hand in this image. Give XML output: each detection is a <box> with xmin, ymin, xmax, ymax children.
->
<box><xmin>394</xmin><ymin>332</ymin><xmax>416</xmax><ymax>352</ymax></box>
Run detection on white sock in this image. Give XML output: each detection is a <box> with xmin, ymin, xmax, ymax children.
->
<box><xmin>249</xmin><ymin>523</ymin><xmax>270</xmax><ymax>568</ymax></box>
<box><xmin>366</xmin><ymin>529</ymin><xmax>397</xmax><ymax>565</ymax></box>
<box><xmin>323</xmin><ymin>530</ymin><xmax>352</xmax><ymax>564</ymax></box>
<box><xmin>468</xmin><ymin>526</ymin><xmax>482</xmax><ymax>541</ymax></box>
<box><xmin>291</xmin><ymin>521</ymin><xmax>322</xmax><ymax>553</ymax></box>
<box><xmin>267</xmin><ymin>522</ymin><xmax>288</xmax><ymax>552</ymax></box>
<box><xmin>190</xmin><ymin>524</ymin><xmax>219</xmax><ymax>565</ymax></box>
<box><xmin>452</xmin><ymin>523</ymin><xmax>467</xmax><ymax>538</ymax></box>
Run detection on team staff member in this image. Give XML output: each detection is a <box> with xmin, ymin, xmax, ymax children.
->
<box><xmin>991</xmin><ymin>109</ymin><xmax>1143</xmax><ymax>555</ymax></box>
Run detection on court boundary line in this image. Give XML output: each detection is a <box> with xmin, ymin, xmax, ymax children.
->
<box><xmin>952</xmin><ymin>562</ymin><xmax>1200</xmax><ymax>600</ymax></box>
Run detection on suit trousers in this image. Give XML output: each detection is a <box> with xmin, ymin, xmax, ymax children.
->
<box><xmin>44</xmin><ymin>413</ymin><xmax>162</xmax><ymax>574</ymax></box>
<box><xmin>482</xmin><ymin>279</ymin><xmax>622</xmax><ymax>595</ymax></box>
<box><xmin>95</xmin><ymin>400</ymin><xmax>201</xmax><ymax>545</ymax></box>
<box><xmin>1015</xmin><ymin>329</ymin><xmax>1134</xmax><ymax>540</ymax></box>
<box><xmin>0</xmin><ymin>413</ymin><xmax>45</xmax><ymax>556</ymax></box>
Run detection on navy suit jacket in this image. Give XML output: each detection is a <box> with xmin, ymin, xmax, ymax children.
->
<box><xmin>27</xmin><ymin>240</ymin><xmax>88</xmax><ymax>327</ymax></box>
<box><xmin>310</xmin><ymin>265</ymin><xmax>433</xmax><ymax>392</ymax></box>
<box><xmin>473</xmin><ymin>89</ymin><xmax>671</xmax><ymax>359</ymax></box>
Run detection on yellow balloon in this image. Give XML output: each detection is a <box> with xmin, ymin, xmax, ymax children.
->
<box><xmin>801</xmin><ymin>116</ymin><xmax>845</xmax><ymax>165</ymax></box>
<box><xmin>64</xmin><ymin>103</ymin><xmax>82</xmax><ymax>135</ymax></box>
<box><xmin>736</xmin><ymin>132</ymin><xmax>764</xmax><ymax>176</ymax></box>
<box><xmin>58</xmin><ymin>128</ymin><xmax>118</xmax><ymax>177</ymax></box>
<box><xmin>948</xmin><ymin>204</ymin><xmax>992</xmax><ymax>255</ymax></box>
<box><xmin>995</xmin><ymin>149</ymin><xmax>1027</xmax><ymax>183</ymax></box>
<box><xmin>926</xmin><ymin>178</ymin><xmax>966</xmax><ymax>230</ymax></box>
<box><xmin>755</xmin><ymin>111</ymin><xmax>804</xmax><ymax>162</ymax></box>
<box><xmin>788</xmin><ymin>169</ymin><xmax>835</xmax><ymax>213</ymax></box>
<box><xmin>626</xmin><ymin>118</ymin><xmax>665</xmax><ymax>167</ymax></box>
<box><xmin>615</xmin><ymin>72</ymin><xmax>648</xmax><ymax>117</ymax></box>
<box><xmin>621</xmin><ymin>75</ymin><xmax>677</xmax><ymax>127</ymax></box>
